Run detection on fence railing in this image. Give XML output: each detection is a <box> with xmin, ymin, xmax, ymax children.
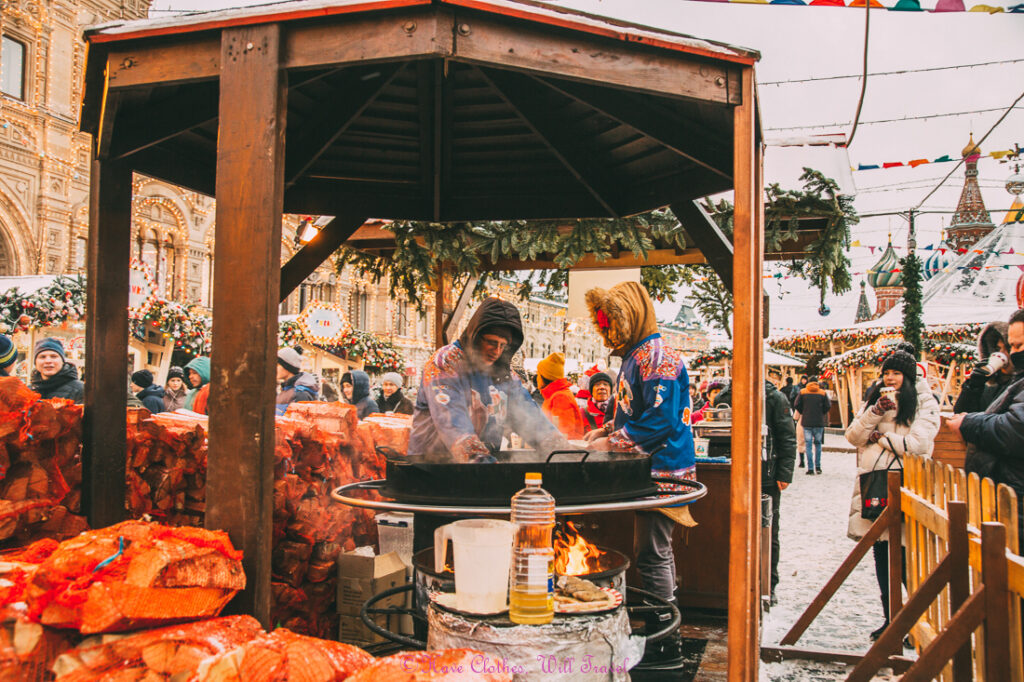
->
<box><xmin>903</xmin><ymin>454</ymin><xmax>1023</xmax><ymax>681</ymax></box>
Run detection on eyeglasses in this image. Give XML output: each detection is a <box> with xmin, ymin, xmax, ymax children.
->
<box><xmin>478</xmin><ymin>336</ymin><xmax>509</xmax><ymax>352</ymax></box>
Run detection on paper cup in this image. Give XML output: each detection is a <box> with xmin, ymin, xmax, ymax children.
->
<box><xmin>984</xmin><ymin>351</ymin><xmax>1008</xmax><ymax>374</ymax></box>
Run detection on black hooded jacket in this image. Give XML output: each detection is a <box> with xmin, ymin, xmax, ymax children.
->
<box><xmin>954</xmin><ymin>321</ymin><xmax>1014</xmax><ymax>414</ymax></box>
<box><xmin>343</xmin><ymin>370</ymin><xmax>379</xmax><ymax>420</ymax></box>
<box><xmin>379</xmin><ymin>389</ymin><xmax>414</xmax><ymax>415</ymax></box>
<box><xmin>31</xmin><ymin>363</ymin><xmax>84</xmax><ymax>403</ymax></box>
<box><xmin>408</xmin><ymin>298</ymin><xmax>561</xmax><ymax>461</ymax></box>
<box><xmin>713</xmin><ymin>381</ymin><xmax>796</xmax><ymax>488</ymax></box>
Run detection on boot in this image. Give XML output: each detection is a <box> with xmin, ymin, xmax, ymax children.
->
<box><xmin>798</xmin><ymin>452</ymin><xmax>805</xmax><ymax>468</ymax></box>
<box><xmin>640</xmin><ymin>603</ymin><xmax>684</xmax><ymax>667</ymax></box>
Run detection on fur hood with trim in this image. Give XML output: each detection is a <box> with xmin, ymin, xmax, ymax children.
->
<box><xmin>585</xmin><ymin>282</ymin><xmax>659</xmax><ymax>357</ymax></box>
<box><xmin>977</xmin><ymin>321</ymin><xmax>1009</xmax><ymax>359</ymax></box>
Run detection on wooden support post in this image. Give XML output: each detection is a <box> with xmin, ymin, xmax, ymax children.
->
<box><xmin>981</xmin><ymin>522</ymin><xmax>1010</xmax><ymax>680</ymax></box>
<box><xmin>83</xmin><ymin>153</ymin><xmax>132</xmax><ymax>528</ymax></box>
<box><xmin>433</xmin><ymin>264</ymin><xmax>447</xmax><ymax>349</ymax></box>
<box><xmin>205</xmin><ymin>23</ymin><xmax>286</xmax><ymax>628</ymax></box>
<box><xmin>946</xmin><ymin>501</ymin><xmax>971</xmax><ymax>682</ymax></box>
<box><xmin>443</xmin><ymin>275</ymin><xmax>479</xmax><ymax>345</ymax></box>
<box><xmin>728</xmin><ymin>66</ymin><xmax>762</xmax><ymax>682</ymax></box>
<box><xmin>886</xmin><ymin>470</ymin><xmax>903</xmax><ymax>656</ymax></box>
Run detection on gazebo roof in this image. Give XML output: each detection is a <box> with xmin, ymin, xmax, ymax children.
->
<box><xmin>81</xmin><ymin>0</ymin><xmax>760</xmax><ymax>222</ymax></box>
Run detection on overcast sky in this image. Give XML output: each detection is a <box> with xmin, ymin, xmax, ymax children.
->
<box><xmin>147</xmin><ymin>0</ymin><xmax>1024</xmax><ymax>334</ymax></box>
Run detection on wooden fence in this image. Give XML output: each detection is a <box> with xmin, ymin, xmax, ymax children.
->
<box><xmin>903</xmin><ymin>454</ymin><xmax>1024</xmax><ymax>680</ymax></box>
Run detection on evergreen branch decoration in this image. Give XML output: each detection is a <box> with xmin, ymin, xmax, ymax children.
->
<box><xmin>901</xmin><ymin>251</ymin><xmax>924</xmax><ymax>359</ymax></box>
<box><xmin>335</xmin><ymin>211</ymin><xmax>690</xmax><ymax>311</ymax></box>
<box><xmin>703</xmin><ymin>167</ymin><xmax>857</xmax><ymax>304</ymax></box>
<box><xmin>681</xmin><ymin>264</ymin><xmax>734</xmax><ymax>338</ymax></box>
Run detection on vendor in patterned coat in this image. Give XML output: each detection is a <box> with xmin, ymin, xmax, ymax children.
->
<box><xmin>583</xmin><ymin>281</ymin><xmax>695</xmax><ymax>662</ymax></box>
<box><xmin>408</xmin><ymin>297</ymin><xmax>570</xmax><ymax>462</ymax></box>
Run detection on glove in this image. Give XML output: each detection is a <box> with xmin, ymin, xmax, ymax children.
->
<box><xmin>871</xmin><ymin>395</ymin><xmax>897</xmax><ymax>415</ymax></box>
<box><xmin>966</xmin><ymin>362</ymin><xmax>991</xmax><ymax>387</ymax></box>
<box><xmin>867</xmin><ymin>430</ymin><xmax>882</xmax><ymax>444</ymax></box>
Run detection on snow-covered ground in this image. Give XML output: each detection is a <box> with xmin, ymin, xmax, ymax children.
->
<box><xmin>760</xmin><ymin>433</ymin><xmax>911</xmax><ymax>681</ymax></box>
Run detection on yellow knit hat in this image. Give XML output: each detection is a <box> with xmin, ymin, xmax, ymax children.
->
<box><xmin>536</xmin><ymin>352</ymin><xmax>566</xmax><ymax>382</ymax></box>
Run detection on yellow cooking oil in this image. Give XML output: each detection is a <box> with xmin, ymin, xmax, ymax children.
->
<box><xmin>509</xmin><ymin>472</ymin><xmax>555</xmax><ymax>625</ymax></box>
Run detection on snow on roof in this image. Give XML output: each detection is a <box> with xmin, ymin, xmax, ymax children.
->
<box><xmin>85</xmin><ymin>0</ymin><xmax>758</xmax><ymax>63</ymax></box>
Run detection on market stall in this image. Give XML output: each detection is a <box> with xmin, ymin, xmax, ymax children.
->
<box><xmin>79</xmin><ymin>0</ymin><xmax>765</xmax><ymax>678</ymax></box>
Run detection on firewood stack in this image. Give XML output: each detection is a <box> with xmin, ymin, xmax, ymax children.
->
<box><xmin>125</xmin><ymin>410</ymin><xmax>208</xmax><ymax>525</ymax></box>
<box><xmin>0</xmin><ymin>378</ymin><xmax>87</xmax><ymax>549</ymax></box>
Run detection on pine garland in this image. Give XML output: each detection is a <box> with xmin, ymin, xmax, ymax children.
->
<box><xmin>901</xmin><ymin>252</ymin><xmax>924</xmax><ymax>360</ymax></box>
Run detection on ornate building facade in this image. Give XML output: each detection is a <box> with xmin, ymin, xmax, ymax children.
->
<box><xmin>0</xmin><ymin>0</ymin><xmax>439</xmax><ymax>378</ymax></box>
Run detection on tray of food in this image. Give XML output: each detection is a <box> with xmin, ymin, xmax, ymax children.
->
<box><xmin>554</xmin><ymin>576</ymin><xmax>622</xmax><ymax>615</ymax></box>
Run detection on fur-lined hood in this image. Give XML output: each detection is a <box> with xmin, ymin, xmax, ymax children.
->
<box><xmin>585</xmin><ymin>282</ymin><xmax>660</xmax><ymax>357</ymax></box>
<box><xmin>977</xmin><ymin>321</ymin><xmax>1009</xmax><ymax>359</ymax></box>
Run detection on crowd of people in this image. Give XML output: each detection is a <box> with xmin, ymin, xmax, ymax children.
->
<box><xmin>3</xmin><ymin>293</ymin><xmax>1024</xmax><ymax>651</ymax></box>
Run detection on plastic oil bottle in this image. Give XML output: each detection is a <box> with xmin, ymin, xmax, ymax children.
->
<box><xmin>509</xmin><ymin>472</ymin><xmax>555</xmax><ymax>624</ymax></box>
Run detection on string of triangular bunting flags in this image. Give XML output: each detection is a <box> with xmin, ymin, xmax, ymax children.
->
<box><xmin>686</xmin><ymin>0</ymin><xmax>1023</xmax><ymax>12</ymax></box>
<box><xmin>847</xmin><ymin>242</ymin><xmax>1019</xmax><ymax>255</ymax></box>
<box><xmin>762</xmin><ymin>263</ymin><xmax>1024</xmax><ymax>279</ymax></box>
<box><xmin>854</xmin><ymin>146</ymin><xmax>1021</xmax><ymax>172</ymax></box>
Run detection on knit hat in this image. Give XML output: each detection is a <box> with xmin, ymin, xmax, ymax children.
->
<box><xmin>277</xmin><ymin>347</ymin><xmax>302</xmax><ymax>375</ymax></box>
<box><xmin>131</xmin><ymin>369</ymin><xmax>154</xmax><ymax>388</ymax></box>
<box><xmin>895</xmin><ymin>341</ymin><xmax>916</xmax><ymax>356</ymax></box>
<box><xmin>0</xmin><ymin>335</ymin><xmax>15</xmax><ymax>370</ymax></box>
<box><xmin>881</xmin><ymin>350</ymin><xmax>917</xmax><ymax>379</ymax></box>
<box><xmin>588</xmin><ymin>371</ymin><xmax>613</xmax><ymax>393</ymax></box>
<box><xmin>536</xmin><ymin>352</ymin><xmax>566</xmax><ymax>382</ymax></box>
<box><xmin>34</xmin><ymin>337</ymin><xmax>65</xmax><ymax>360</ymax></box>
<box><xmin>167</xmin><ymin>366</ymin><xmax>186</xmax><ymax>382</ymax></box>
<box><xmin>381</xmin><ymin>371</ymin><xmax>403</xmax><ymax>387</ymax></box>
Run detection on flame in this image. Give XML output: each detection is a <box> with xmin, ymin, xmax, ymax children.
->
<box><xmin>554</xmin><ymin>521</ymin><xmax>605</xmax><ymax>576</ymax></box>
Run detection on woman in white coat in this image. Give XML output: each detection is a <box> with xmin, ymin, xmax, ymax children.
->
<box><xmin>845</xmin><ymin>350</ymin><xmax>940</xmax><ymax>640</ymax></box>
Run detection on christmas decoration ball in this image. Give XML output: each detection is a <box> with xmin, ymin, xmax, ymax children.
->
<box><xmin>818</xmin><ymin>304</ymin><xmax>831</xmax><ymax>317</ymax></box>
<box><xmin>1007</xmin><ymin>171</ymin><xmax>1024</xmax><ymax>197</ymax></box>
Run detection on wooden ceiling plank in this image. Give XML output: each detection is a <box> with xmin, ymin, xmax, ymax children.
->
<box><xmin>129</xmin><ymin>145</ymin><xmax>216</xmax><ymax>197</ymax></box>
<box><xmin>535</xmin><ymin>76</ymin><xmax>733</xmax><ymax>180</ymax></box>
<box><xmin>109</xmin><ymin>83</ymin><xmax>219</xmax><ymax>160</ymax></box>
<box><xmin>451</xmin><ymin>13</ymin><xmax>736</xmax><ymax>104</ymax></box>
<box><xmin>479</xmin><ymin>67</ymin><xmax>620</xmax><ymax>217</ymax></box>
<box><xmin>671</xmin><ymin>199</ymin><xmax>733</xmax><ymax>289</ymax></box>
<box><xmin>284</xmin><ymin>64</ymin><xmax>405</xmax><ymax>189</ymax></box>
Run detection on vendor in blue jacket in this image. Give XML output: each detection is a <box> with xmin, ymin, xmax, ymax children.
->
<box><xmin>584</xmin><ymin>281</ymin><xmax>695</xmax><ymax>661</ymax></box>
<box><xmin>409</xmin><ymin>297</ymin><xmax>570</xmax><ymax>462</ymax></box>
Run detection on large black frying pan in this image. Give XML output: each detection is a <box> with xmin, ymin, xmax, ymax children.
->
<box><xmin>379</xmin><ymin>447</ymin><xmax>657</xmax><ymax>506</ymax></box>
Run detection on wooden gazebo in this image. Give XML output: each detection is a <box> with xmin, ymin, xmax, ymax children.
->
<box><xmin>80</xmin><ymin>1</ymin><xmax>765</xmax><ymax>677</ymax></box>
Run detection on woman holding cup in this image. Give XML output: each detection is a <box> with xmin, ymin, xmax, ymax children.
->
<box><xmin>953</xmin><ymin>321</ymin><xmax>1014</xmax><ymax>413</ymax></box>
<box><xmin>845</xmin><ymin>350</ymin><xmax>940</xmax><ymax>641</ymax></box>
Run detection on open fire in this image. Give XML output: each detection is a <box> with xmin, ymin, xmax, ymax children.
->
<box><xmin>554</xmin><ymin>521</ymin><xmax>607</xmax><ymax>576</ymax></box>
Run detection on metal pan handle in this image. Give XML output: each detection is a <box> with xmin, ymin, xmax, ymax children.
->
<box><xmin>545</xmin><ymin>449</ymin><xmax>590</xmax><ymax>463</ymax></box>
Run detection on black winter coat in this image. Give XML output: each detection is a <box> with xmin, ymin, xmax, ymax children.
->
<box><xmin>378</xmin><ymin>389</ymin><xmax>414</xmax><ymax>415</ymax></box>
<box><xmin>31</xmin><ymin>363</ymin><xmax>84</xmax><ymax>403</ymax></box>
<box><xmin>712</xmin><ymin>381</ymin><xmax>797</xmax><ymax>488</ymax></box>
<box><xmin>953</xmin><ymin>371</ymin><xmax>1013</xmax><ymax>414</ymax></box>
<box><xmin>961</xmin><ymin>375</ymin><xmax>1024</xmax><ymax>505</ymax></box>
<box><xmin>136</xmin><ymin>384</ymin><xmax>165</xmax><ymax>414</ymax></box>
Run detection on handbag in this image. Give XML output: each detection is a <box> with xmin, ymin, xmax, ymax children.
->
<box><xmin>859</xmin><ymin>449</ymin><xmax>903</xmax><ymax>521</ymax></box>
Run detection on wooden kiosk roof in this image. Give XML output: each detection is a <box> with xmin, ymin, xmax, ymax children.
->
<box><xmin>81</xmin><ymin>2</ymin><xmax>765</xmax><ymax>677</ymax></box>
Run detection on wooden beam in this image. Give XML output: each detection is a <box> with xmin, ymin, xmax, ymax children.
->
<box><xmin>107</xmin><ymin>35</ymin><xmax>221</xmax><ymax>89</ymax></box>
<box><xmin>727</xmin><ymin>66</ymin><xmax>761</xmax><ymax>682</ymax></box>
<box><xmin>96</xmin><ymin>73</ymin><xmax>120</xmax><ymax>160</ymax></box>
<box><xmin>534</xmin><ymin>76</ymin><xmax>732</xmax><ymax>179</ymax></box>
<box><xmin>109</xmin><ymin>82</ymin><xmax>219</xmax><ymax>160</ymax></box>
<box><xmin>760</xmin><ymin>646</ymin><xmax>914</xmax><ymax>673</ymax></box>
<box><xmin>434</xmin><ymin>265</ymin><xmax>446</xmax><ymax>350</ymax></box>
<box><xmin>671</xmin><ymin>200</ymin><xmax>733</xmax><ymax>290</ymax></box>
<box><xmin>443</xmin><ymin>275</ymin><xmax>478</xmax><ymax>344</ymax></box>
<box><xmin>206</xmin><ymin>23</ymin><xmax>287</xmax><ymax>629</ymax></box>
<box><xmin>280</xmin><ymin>215</ymin><xmax>367</xmax><ymax>301</ymax></box>
<box><xmin>901</xmin><ymin>591</ymin><xmax>985</xmax><ymax>682</ymax></box>
<box><xmin>451</xmin><ymin>13</ymin><xmax>740</xmax><ymax>104</ymax></box>
<box><xmin>284</xmin><ymin>64</ymin><xmax>404</xmax><ymax>189</ymax></box>
<box><xmin>489</xmin><ymin>248</ymin><xmax>706</xmax><ymax>271</ymax></box>
<box><xmin>480</xmin><ymin>67</ymin><xmax>621</xmax><ymax>217</ymax></box>
<box><xmin>105</xmin><ymin>10</ymin><xmax>455</xmax><ymax>92</ymax></box>
<box><xmin>83</xmin><ymin>152</ymin><xmax>132</xmax><ymax>528</ymax></box>
<box><xmin>982</xmin><ymin>522</ymin><xmax>1011</xmax><ymax>680</ymax></box>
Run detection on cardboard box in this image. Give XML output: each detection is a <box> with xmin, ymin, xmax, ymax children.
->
<box><xmin>336</xmin><ymin>550</ymin><xmax>407</xmax><ymax>616</ymax></box>
<box><xmin>338</xmin><ymin>613</ymin><xmax>386</xmax><ymax>646</ymax></box>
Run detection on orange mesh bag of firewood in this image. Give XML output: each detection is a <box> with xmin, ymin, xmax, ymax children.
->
<box><xmin>23</xmin><ymin>520</ymin><xmax>245</xmax><ymax>634</ymax></box>
<box><xmin>191</xmin><ymin>627</ymin><xmax>373</xmax><ymax>682</ymax></box>
<box><xmin>0</xmin><ymin>603</ymin><xmax>79</xmax><ymax>682</ymax></box>
<box><xmin>347</xmin><ymin>649</ymin><xmax>513</xmax><ymax>682</ymax></box>
<box><xmin>50</xmin><ymin>615</ymin><xmax>264</xmax><ymax>681</ymax></box>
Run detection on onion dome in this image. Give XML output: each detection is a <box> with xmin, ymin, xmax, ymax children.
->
<box><xmin>867</xmin><ymin>239</ymin><xmax>902</xmax><ymax>288</ymax></box>
<box><xmin>923</xmin><ymin>238</ymin><xmax>953</xmax><ymax>280</ymax></box>
<box><xmin>962</xmin><ymin>134</ymin><xmax>981</xmax><ymax>158</ymax></box>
